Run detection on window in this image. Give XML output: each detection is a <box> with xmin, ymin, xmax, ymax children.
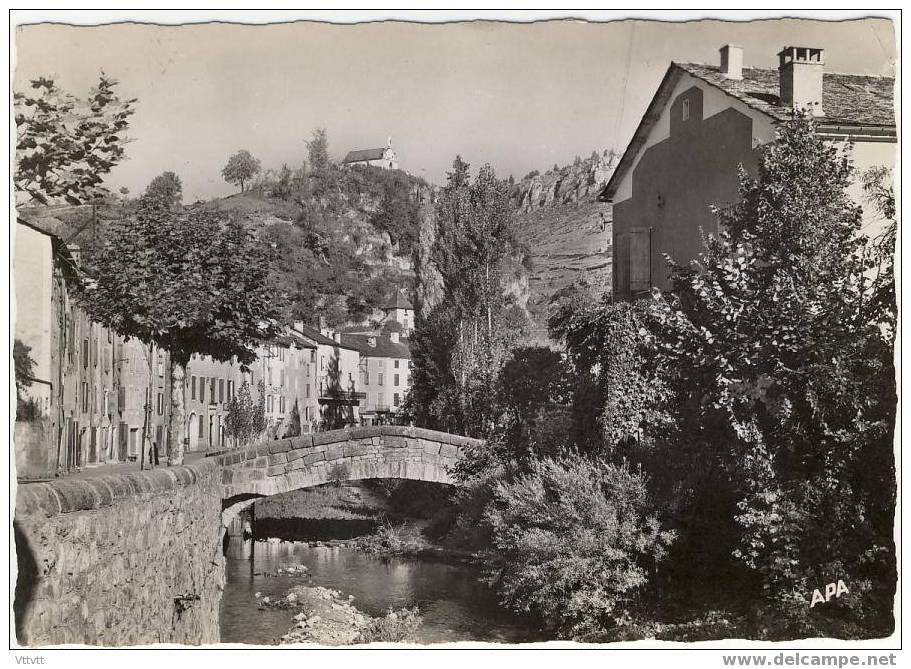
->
<box><xmin>198</xmin><ymin>417</ymin><xmax>204</xmax><ymax>438</ymax></box>
<box><xmin>682</xmin><ymin>98</ymin><xmax>690</xmax><ymax>121</ymax></box>
<box><xmin>394</xmin><ymin>374</ymin><xmax>399</xmax><ymax>386</ymax></box>
<box><xmin>306</xmin><ymin>383</ymin><xmax>310</xmax><ymax>398</ymax></box>
<box><xmin>93</xmin><ymin>337</ymin><xmax>98</xmax><ymax>367</ymax></box>
<box><xmin>227</xmin><ymin>380</ymin><xmax>234</xmax><ymax>401</ymax></box>
<box><xmin>320</xmin><ymin>356</ymin><xmax>325</xmax><ymax>371</ymax></box>
<box><xmin>267</xmin><ymin>366</ymin><xmax>273</xmax><ymax>385</ymax></box>
<box><xmin>199</xmin><ymin>377</ymin><xmax>206</xmax><ymax>404</ymax></box>
<box><xmin>394</xmin><ymin>360</ymin><xmax>399</xmax><ymax>369</ymax></box>
<box><xmin>310</xmin><ymin>350</ymin><xmax>316</xmax><ymax>363</ymax></box>
<box><xmin>210</xmin><ymin>378</ymin><xmax>216</xmax><ymax>403</ymax></box>
<box><xmin>191</xmin><ymin>376</ymin><xmax>197</xmax><ymax>400</ymax></box>
<box><xmin>394</xmin><ymin>393</ymin><xmax>400</xmax><ymax>407</ymax></box>
<box><xmin>378</xmin><ymin>373</ymin><xmax>384</xmax><ymax>386</ymax></box>
<box><xmin>157</xmin><ymin>392</ymin><xmax>164</xmax><ymax>415</ymax></box>
<box><xmin>219</xmin><ymin>379</ymin><xmax>225</xmax><ymax>403</ymax></box>
<box><xmin>364</xmin><ymin>371</ymin><xmax>370</xmax><ymax>385</ymax></box>
<box><xmin>81</xmin><ymin>381</ymin><xmax>89</xmax><ymax>413</ymax></box>
<box><xmin>157</xmin><ymin>354</ymin><xmax>164</xmax><ymax>378</ymax></box>
<box><xmin>82</xmin><ymin>339</ymin><xmax>89</xmax><ymax>368</ymax></box>
<box><xmin>279</xmin><ymin>396</ymin><xmax>285</xmax><ymax>413</ymax></box>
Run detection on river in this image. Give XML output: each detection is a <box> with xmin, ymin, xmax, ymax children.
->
<box><xmin>219</xmin><ymin>537</ymin><xmax>544</xmax><ymax>645</ymax></box>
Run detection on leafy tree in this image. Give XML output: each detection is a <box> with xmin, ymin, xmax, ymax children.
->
<box><xmin>651</xmin><ymin>115</ymin><xmax>896</xmax><ymax>636</ymax></box>
<box><xmin>13</xmin><ymin>339</ymin><xmax>41</xmax><ymax>421</ymax></box>
<box><xmin>307</xmin><ymin>127</ymin><xmax>330</xmax><ymax>173</ymax></box>
<box><xmin>286</xmin><ymin>399</ymin><xmax>302</xmax><ymax>438</ymax></box>
<box><xmin>225</xmin><ymin>380</ymin><xmax>268</xmax><ymax>448</ymax></box>
<box><xmin>222</xmin><ymin>149</ymin><xmax>261</xmax><ymax>193</ymax></box>
<box><xmin>14</xmin><ymin>74</ymin><xmax>135</xmax><ymax>205</ymax></box>
<box><xmin>75</xmin><ymin>200</ymin><xmax>284</xmax><ymax>465</ymax></box>
<box><xmin>143</xmin><ymin>171</ymin><xmax>182</xmax><ymax>208</ymax></box>
<box><xmin>485</xmin><ymin>456</ymin><xmax>675</xmax><ymax>640</ymax></box>
<box><xmin>409</xmin><ymin>157</ymin><xmax>526</xmax><ymax>437</ymax></box>
<box><xmin>273</xmin><ymin>163</ymin><xmax>294</xmax><ymax>201</ymax></box>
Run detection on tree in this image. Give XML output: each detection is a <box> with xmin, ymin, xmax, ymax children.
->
<box><xmin>306</xmin><ymin>128</ymin><xmax>330</xmax><ymax>173</ymax></box>
<box><xmin>75</xmin><ymin>201</ymin><xmax>285</xmax><ymax>465</ymax></box>
<box><xmin>409</xmin><ymin>157</ymin><xmax>527</xmax><ymax>437</ymax></box>
<box><xmin>14</xmin><ymin>339</ymin><xmax>41</xmax><ymax>421</ymax></box>
<box><xmin>222</xmin><ymin>149</ymin><xmax>261</xmax><ymax>193</ymax></box>
<box><xmin>225</xmin><ymin>380</ymin><xmax>267</xmax><ymax>448</ymax></box>
<box><xmin>14</xmin><ymin>74</ymin><xmax>135</xmax><ymax>205</ymax></box>
<box><xmin>651</xmin><ymin>115</ymin><xmax>896</xmax><ymax>636</ymax></box>
<box><xmin>286</xmin><ymin>399</ymin><xmax>302</xmax><ymax>438</ymax></box>
<box><xmin>143</xmin><ymin>171</ymin><xmax>182</xmax><ymax>208</ymax></box>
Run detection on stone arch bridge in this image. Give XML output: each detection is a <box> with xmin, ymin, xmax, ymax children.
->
<box><xmin>13</xmin><ymin>426</ymin><xmax>480</xmax><ymax>646</ymax></box>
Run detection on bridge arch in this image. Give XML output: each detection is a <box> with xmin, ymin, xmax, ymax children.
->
<box><xmin>215</xmin><ymin>425</ymin><xmax>477</xmax><ymax>529</ymax></box>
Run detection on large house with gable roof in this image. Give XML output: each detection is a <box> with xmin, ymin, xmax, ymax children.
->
<box><xmin>600</xmin><ymin>44</ymin><xmax>896</xmax><ymax>300</ymax></box>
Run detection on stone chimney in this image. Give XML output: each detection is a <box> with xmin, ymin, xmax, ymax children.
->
<box><xmin>293</xmin><ymin>320</ymin><xmax>304</xmax><ymax>332</ymax></box>
<box><xmin>778</xmin><ymin>46</ymin><xmax>825</xmax><ymax>117</ymax></box>
<box><xmin>388</xmin><ymin>331</ymin><xmax>399</xmax><ymax>344</ymax></box>
<box><xmin>719</xmin><ymin>44</ymin><xmax>743</xmax><ymax>80</ymax></box>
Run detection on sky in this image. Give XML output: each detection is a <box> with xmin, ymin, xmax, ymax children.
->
<box><xmin>14</xmin><ymin>16</ymin><xmax>896</xmax><ymax>202</ymax></box>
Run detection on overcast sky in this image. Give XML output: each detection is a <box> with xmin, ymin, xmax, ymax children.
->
<box><xmin>15</xmin><ymin>17</ymin><xmax>896</xmax><ymax>202</ymax></box>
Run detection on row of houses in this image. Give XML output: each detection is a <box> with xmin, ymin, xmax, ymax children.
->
<box><xmin>13</xmin><ymin>213</ymin><xmax>418</xmax><ymax>480</ymax></box>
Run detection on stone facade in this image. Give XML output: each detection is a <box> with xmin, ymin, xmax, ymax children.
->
<box><xmin>14</xmin><ymin>425</ymin><xmax>474</xmax><ymax>647</ymax></box>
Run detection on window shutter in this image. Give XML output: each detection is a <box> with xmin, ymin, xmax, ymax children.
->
<box><xmin>629</xmin><ymin>229</ymin><xmax>651</xmax><ymax>292</ymax></box>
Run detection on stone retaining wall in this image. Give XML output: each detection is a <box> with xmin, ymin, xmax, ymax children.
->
<box><xmin>14</xmin><ymin>460</ymin><xmax>225</xmax><ymax>646</ymax></box>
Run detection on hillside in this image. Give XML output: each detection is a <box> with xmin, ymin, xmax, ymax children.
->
<box><xmin>209</xmin><ymin>164</ymin><xmax>433</xmax><ymax>328</ymax></box>
<box><xmin>510</xmin><ymin>151</ymin><xmax>617</xmax><ymax>341</ymax></box>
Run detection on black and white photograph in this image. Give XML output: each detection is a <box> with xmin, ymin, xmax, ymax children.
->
<box><xmin>8</xmin><ymin>8</ymin><xmax>901</xmax><ymax>661</ymax></box>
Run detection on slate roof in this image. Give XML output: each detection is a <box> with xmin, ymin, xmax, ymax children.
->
<box><xmin>600</xmin><ymin>61</ymin><xmax>896</xmax><ymax>202</ymax></box>
<box><xmin>341</xmin><ymin>334</ymin><xmax>412</xmax><ymax>360</ymax></box>
<box><xmin>291</xmin><ymin>324</ymin><xmax>359</xmax><ymax>351</ymax></box>
<box><xmin>384</xmin><ymin>289</ymin><xmax>414</xmax><ymax>310</ymax></box>
<box><xmin>342</xmin><ymin>148</ymin><xmax>388</xmax><ymax>163</ymax></box>
<box><xmin>677</xmin><ymin>62</ymin><xmax>895</xmax><ymax>128</ymax></box>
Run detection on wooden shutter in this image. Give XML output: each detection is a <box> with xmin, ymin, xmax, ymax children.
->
<box><xmin>629</xmin><ymin>229</ymin><xmax>651</xmax><ymax>292</ymax></box>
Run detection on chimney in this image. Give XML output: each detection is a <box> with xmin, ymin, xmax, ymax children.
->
<box><xmin>778</xmin><ymin>46</ymin><xmax>825</xmax><ymax>117</ymax></box>
<box><xmin>333</xmin><ymin>332</ymin><xmax>341</xmax><ymax>344</ymax></box>
<box><xmin>388</xmin><ymin>332</ymin><xmax>399</xmax><ymax>344</ymax></box>
<box><xmin>719</xmin><ymin>44</ymin><xmax>743</xmax><ymax>80</ymax></box>
<box><xmin>293</xmin><ymin>320</ymin><xmax>304</xmax><ymax>332</ymax></box>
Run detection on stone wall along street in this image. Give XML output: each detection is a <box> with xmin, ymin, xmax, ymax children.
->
<box><xmin>14</xmin><ymin>461</ymin><xmax>225</xmax><ymax>646</ymax></box>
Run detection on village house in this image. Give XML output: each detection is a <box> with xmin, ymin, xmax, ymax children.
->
<box><xmin>13</xmin><ymin>217</ymin><xmax>171</xmax><ymax>478</ymax></box>
<box><xmin>381</xmin><ymin>288</ymin><xmax>415</xmax><ymax>334</ymax></box>
<box><xmin>600</xmin><ymin>45</ymin><xmax>896</xmax><ymax>300</ymax></box>
<box><xmin>341</xmin><ymin>137</ymin><xmax>399</xmax><ymax>170</ymax></box>
<box><xmin>341</xmin><ymin>331</ymin><xmax>413</xmax><ymax>426</ymax></box>
<box><xmin>292</xmin><ymin>322</ymin><xmax>363</xmax><ymax>428</ymax></box>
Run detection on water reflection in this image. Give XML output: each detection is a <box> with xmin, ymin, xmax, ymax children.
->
<box><xmin>220</xmin><ymin>537</ymin><xmax>543</xmax><ymax>645</ymax></box>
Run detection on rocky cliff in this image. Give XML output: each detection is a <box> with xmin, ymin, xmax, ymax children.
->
<box><xmin>511</xmin><ymin>151</ymin><xmax>617</xmax><ymax>343</ymax></box>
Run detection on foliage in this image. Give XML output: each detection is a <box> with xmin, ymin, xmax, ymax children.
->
<box><xmin>75</xmin><ymin>200</ymin><xmax>283</xmax><ymax>463</ymax></box>
<box><xmin>485</xmin><ymin>456</ymin><xmax>675</xmax><ymax>639</ymax></box>
<box><xmin>357</xmin><ymin>607</ymin><xmax>422</xmax><ymax>644</ymax></box>
<box><xmin>307</xmin><ymin>127</ymin><xmax>330</xmax><ymax>173</ymax></box>
<box><xmin>368</xmin><ymin>170</ymin><xmax>422</xmax><ymax>253</ymax></box>
<box><xmin>409</xmin><ymin>156</ymin><xmax>528</xmax><ymax>437</ymax></box>
<box><xmin>14</xmin><ymin>339</ymin><xmax>41</xmax><ymax>422</ymax></box>
<box><xmin>15</xmin><ymin>74</ymin><xmax>135</xmax><ymax>205</ymax></box>
<box><xmin>649</xmin><ymin>115</ymin><xmax>896</xmax><ymax>637</ymax></box>
<box><xmin>222</xmin><ymin>149</ymin><xmax>262</xmax><ymax>192</ymax></box>
<box><xmin>224</xmin><ymin>380</ymin><xmax>267</xmax><ymax>448</ymax></box>
<box><xmin>355</xmin><ymin>521</ymin><xmax>429</xmax><ymax>558</ymax></box>
<box><xmin>286</xmin><ymin>399</ymin><xmax>302</xmax><ymax>437</ymax></box>
<box><xmin>143</xmin><ymin>170</ymin><xmax>182</xmax><ymax>209</ymax></box>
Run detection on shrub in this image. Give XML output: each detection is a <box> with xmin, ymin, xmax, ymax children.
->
<box><xmin>357</xmin><ymin>606</ymin><xmax>422</xmax><ymax>643</ymax></box>
<box><xmin>484</xmin><ymin>456</ymin><xmax>675</xmax><ymax>639</ymax></box>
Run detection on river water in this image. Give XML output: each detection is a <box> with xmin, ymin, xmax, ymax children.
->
<box><xmin>219</xmin><ymin>537</ymin><xmax>544</xmax><ymax>645</ymax></box>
